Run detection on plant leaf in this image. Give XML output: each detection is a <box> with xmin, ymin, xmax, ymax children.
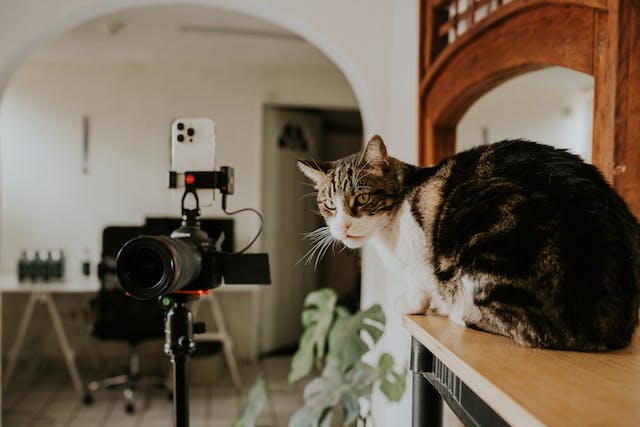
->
<box><xmin>233</xmin><ymin>376</ymin><xmax>267</xmax><ymax>427</ymax></box>
<box><xmin>327</xmin><ymin>304</ymin><xmax>385</xmax><ymax>372</ymax></box>
<box><xmin>377</xmin><ymin>353</ymin><xmax>407</xmax><ymax>402</ymax></box>
<box><xmin>289</xmin><ymin>289</ymin><xmax>338</xmax><ymax>383</ymax></box>
<box><xmin>289</xmin><ymin>362</ymin><xmax>343</xmax><ymax>427</ymax></box>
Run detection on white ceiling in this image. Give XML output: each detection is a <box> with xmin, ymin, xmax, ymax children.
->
<box><xmin>29</xmin><ymin>5</ymin><xmax>338</xmax><ymax>70</ymax></box>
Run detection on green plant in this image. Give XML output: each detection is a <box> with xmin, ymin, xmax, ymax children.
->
<box><xmin>233</xmin><ymin>376</ymin><xmax>267</xmax><ymax>427</ymax></box>
<box><xmin>288</xmin><ymin>289</ymin><xmax>406</xmax><ymax>427</ymax></box>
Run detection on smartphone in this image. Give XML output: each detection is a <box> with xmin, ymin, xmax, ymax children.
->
<box><xmin>171</xmin><ymin>118</ymin><xmax>216</xmax><ymax>204</ymax></box>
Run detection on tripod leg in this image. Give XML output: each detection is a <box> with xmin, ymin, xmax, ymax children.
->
<box><xmin>172</xmin><ymin>354</ymin><xmax>189</xmax><ymax>427</ymax></box>
<box><xmin>165</xmin><ymin>300</ymin><xmax>195</xmax><ymax>427</ymax></box>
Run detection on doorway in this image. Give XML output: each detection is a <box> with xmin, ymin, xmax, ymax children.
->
<box><xmin>260</xmin><ymin>105</ymin><xmax>363</xmax><ymax>354</ymax></box>
<box><xmin>457</xmin><ymin>67</ymin><xmax>594</xmax><ymax>160</ymax></box>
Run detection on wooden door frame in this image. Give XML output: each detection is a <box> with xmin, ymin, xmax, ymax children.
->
<box><xmin>419</xmin><ymin>0</ymin><xmax>640</xmax><ymax>215</ymax></box>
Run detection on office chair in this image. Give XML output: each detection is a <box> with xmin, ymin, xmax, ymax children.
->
<box><xmin>83</xmin><ymin>226</ymin><xmax>169</xmax><ymax>413</ymax></box>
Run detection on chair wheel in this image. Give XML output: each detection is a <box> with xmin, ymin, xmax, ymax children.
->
<box><xmin>83</xmin><ymin>393</ymin><xmax>94</xmax><ymax>405</ymax></box>
<box><xmin>125</xmin><ymin>402</ymin><xmax>135</xmax><ymax>414</ymax></box>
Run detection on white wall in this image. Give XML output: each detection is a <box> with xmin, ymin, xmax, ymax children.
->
<box><xmin>0</xmin><ymin>60</ymin><xmax>357</xmax><ymax>361</ymax></box>
<box><xmin>0</xmin><ymin>62</ymin><xmax>357</xmax><ymax>274</ymax></box>
<box><xmin>0</xmin><ymin>0</ymin><xmax>419</xmax><ymax>424</ymax></box>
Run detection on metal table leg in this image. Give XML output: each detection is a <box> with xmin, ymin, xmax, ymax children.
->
<box><xmin>410</xmin><ymin>336</ymin><xmax>509</xmax><ymax>427</ymax></box>
<box><xmin>411</xmin><ymin>336</ymin><xmax>442</xmax><ymax>426</ymax></box>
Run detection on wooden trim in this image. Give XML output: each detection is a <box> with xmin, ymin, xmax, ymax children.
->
<box><xmin>420</xmin><ymin>114</ymin><xmax>456</xmax><ymax>166</ymax></box>
<box><xmin>592</xmin><ymin>0</ymin><xmax>640</xmax><ymax>216</ymax></box>
<box><xmin>591</xmin><ymin>9</ymin><xmax>615</xmax><ymax>183</ymax></box>
<box><xmin>424</xmin><ymin>5</ymin><xmax>594</xmax><ymax>126</ymax></box>
<box><xmin>420</xmin><ymin>1</ymin><xmax>601</xmax><ymax>95</ymax></box>
<box><xmin>611</xmin><ymin>0</ymin><xmax>640</xmax><ymax>215</ymax></box>
<box><xmin>422</xmin><ymin>0</ymin><xmax>451</xmax><ymax>75</ymax></box>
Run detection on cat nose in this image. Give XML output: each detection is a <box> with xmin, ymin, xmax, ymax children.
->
<box><xmin>343</xmin><ymin>222</ymin><xmax>352</xmax><ymax>232</ymax></box>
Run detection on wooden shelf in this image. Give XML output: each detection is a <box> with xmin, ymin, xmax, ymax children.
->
<box><xmin>404</xmin><ymin>314</ymin><xmax>640</xmax><ymax>426</ymax></box>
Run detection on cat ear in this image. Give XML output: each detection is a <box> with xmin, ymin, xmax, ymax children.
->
<box><xmin>297</xmin><ymin>159</ymin><xmax>331</xmax><ymax>184</ymax></box>
<box><xmin>361</xmin><ymin>135</ymin><xmax>389</xmax><ymax>168</ymax></box>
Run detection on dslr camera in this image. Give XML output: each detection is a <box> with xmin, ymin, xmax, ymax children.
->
<box><xmin>115</xmin><ymin>118</ymin><xmax>270</xmax><ymax>300</ymax></box>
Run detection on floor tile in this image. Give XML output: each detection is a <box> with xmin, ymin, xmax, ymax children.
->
<box><xmin>3</xmin><ymin>356</ymin><xmax>300</xmax><ymax>427</ymax></box>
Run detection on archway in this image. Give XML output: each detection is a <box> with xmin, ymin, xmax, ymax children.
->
<box><xmin>3</xmin><ymin>5</ymin><xmax>364</xmax><ymax>422</ymax></box>
<box><xmin>0</xmin><ymin>0</ymin><xmax>373</xmax><ymax>134</ymax></box>
<box><xmin>457</xmin><ymin>66</ymin><xmax>594</xmax><ymax>160</ymax></box>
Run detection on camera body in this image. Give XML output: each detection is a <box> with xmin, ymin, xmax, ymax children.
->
<box><xmin>116</xmin><ymin>219</ymin><xmax>224</xmax><ymax>300</ymax></box>
<box><xmin>115</xmin><ymin>118</ymin><xmax>270</xmax><ymax>301</ymax></box>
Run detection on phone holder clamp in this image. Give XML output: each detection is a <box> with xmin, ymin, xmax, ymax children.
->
<box><xmin>169</xmin><ymin>167</ymin><xmax>235</xmax><ymax>222</ymax></box>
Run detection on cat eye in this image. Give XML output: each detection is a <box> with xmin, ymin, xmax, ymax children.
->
<box><xmin>356</xmin><ymin>193</ymin><xmax>371</xmax><ymax>205</ymax></box>
<box><xmin>323</xmin><ymin>199</ymin><xmax>336</xmax><ymax>210</ymax></box>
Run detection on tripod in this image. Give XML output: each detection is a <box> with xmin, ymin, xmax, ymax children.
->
<box><xmin>162</xmin><ymin>180</ymin><xmax>212</xmax><ymax>427</ymax></box>
<box><xmin>163</xmin><ymin>295</ymin><xmax>205</xmax><ymax>427</ymax></box>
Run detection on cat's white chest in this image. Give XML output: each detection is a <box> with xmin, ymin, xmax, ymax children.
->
<box><xmin>372</xmin><ymin>201</ymin><xmax>437</xmax><ymax>292</ymax></box>
<box><xmin>374</xmin><ymin>201</ymin><xmax>466</xmax><ymax>320</ymax></box>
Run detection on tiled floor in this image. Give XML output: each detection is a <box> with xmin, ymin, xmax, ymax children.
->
<box><xmin>3</xmin><ymin>356</ymin><xmax>303</xmax><ymax>427</ymax></box>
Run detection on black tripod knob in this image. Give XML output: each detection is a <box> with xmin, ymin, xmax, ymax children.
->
<box><xmin>193</xmin><ymin>322</ymin><xmax>206</xmax><ymax>334</ymax></box>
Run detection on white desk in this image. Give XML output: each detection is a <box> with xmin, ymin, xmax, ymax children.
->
<box><xmin>0</xmin><ymin>274</ymin><xmax>262</xmax><ymax>410</ymax></box>
<box><xmin>0</xmin><ymin>273</ymin><xmax>99</xmax><ymax>407</ymax></box>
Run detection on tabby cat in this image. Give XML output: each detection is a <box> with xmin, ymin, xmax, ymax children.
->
<box><xmin>298</xmin><ymin>136</ymin><xmax>640</xmax><ymax>350</ymax></box>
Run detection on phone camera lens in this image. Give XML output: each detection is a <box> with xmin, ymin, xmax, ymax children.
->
<box><xmin>187</xmin><ymin>128</ymin><xmax>195</xmax><ymax>136</ymax></box>
<box><xmin>177</xmin><ymin>134</ymin><xmax>184</xmax><ymax>142</ymax></box>
<box><xmin>177</xmin><ymin>123</ymin><xmax>184</xmax><ymax>131</ymax></box>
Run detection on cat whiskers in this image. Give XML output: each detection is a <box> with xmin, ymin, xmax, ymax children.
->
<box><xmin>298</xmin><ymin>226</ymin><xmax>337</xmax><ymax>269</ymax></box>
<box><xmin>299</xmin><ymin>191</ymin><xmax>318</xmax><ymax>201</ymax></box>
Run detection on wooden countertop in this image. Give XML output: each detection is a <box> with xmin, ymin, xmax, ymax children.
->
<box><xmin>403</xmin><ymin>314</ymin><xmax>640</xmax><ymax>427</ymax></box>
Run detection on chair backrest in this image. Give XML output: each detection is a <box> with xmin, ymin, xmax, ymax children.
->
<box><xmin>93</xmin><ymin>225</ymin><xmax>164</xmax><ymax>343</ymax></box>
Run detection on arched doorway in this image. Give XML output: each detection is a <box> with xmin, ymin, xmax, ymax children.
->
<box><xmin>0</xmin><ymin>3</ymin><xmax>366</xmax><ymax>423</ymax></box>
<box><xmin>457</xmin><ymin>66</ymin><xmax>594</xmax><ymax>159</ymax></box>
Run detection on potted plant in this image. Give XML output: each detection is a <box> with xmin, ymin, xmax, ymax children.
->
<box><xmin>288</xmin><ymin>288</ymin><xmax>406</xmax><ymax>426</ymax></box>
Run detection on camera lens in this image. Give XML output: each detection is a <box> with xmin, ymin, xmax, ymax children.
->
<box><xmin>177</xmin><ymin>122</ymin><xmax>184</xmax><ymax>131</ymax></box>
<box><xmin>187</xmin><ymin>128</ymin><xmax>195</xmax><ymax>136</ymax></box>
<box><xmin>177</xmin><ymin>134</ymin><xmax>184</xmax><ymax>142</ymax></box>
<box><xmin>116</xmin><ymin>235</ymin><xmax>202</xmax><ymax>300</ymax></box>
<box><xmin>129</xmin><ymin>247</ymin><xmax>164</xmax><ymax>288</ymax></box>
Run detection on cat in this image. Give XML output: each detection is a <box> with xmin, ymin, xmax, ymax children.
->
<box><xmin>297</xmin><ymin>135</ymin><xmax>640</xmax><ymax>351</ymax></box>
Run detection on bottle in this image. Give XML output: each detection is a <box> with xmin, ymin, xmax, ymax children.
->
<box><xmin>82</xmin><ymin>247</ymin><xmax>91</xmax><ymax>277</ymax></box>
<box><xmin>51</xmin><ymin>249</ymin><xmax>64</xmax><ymax>280</ymax></box>
<box><xmin>18</xmin><ymin>250</ymin><xmax>28</xmax><ymax>282</ymax></box>
<box><xmin>26</xmin><ymin>250</ymin><xmax>38</xmax><ymax>282</ymax></box>
<box><xmin>39</xmin><ymin>249</ymin><xmax>51</xmax><ymax>282</ymax></box>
